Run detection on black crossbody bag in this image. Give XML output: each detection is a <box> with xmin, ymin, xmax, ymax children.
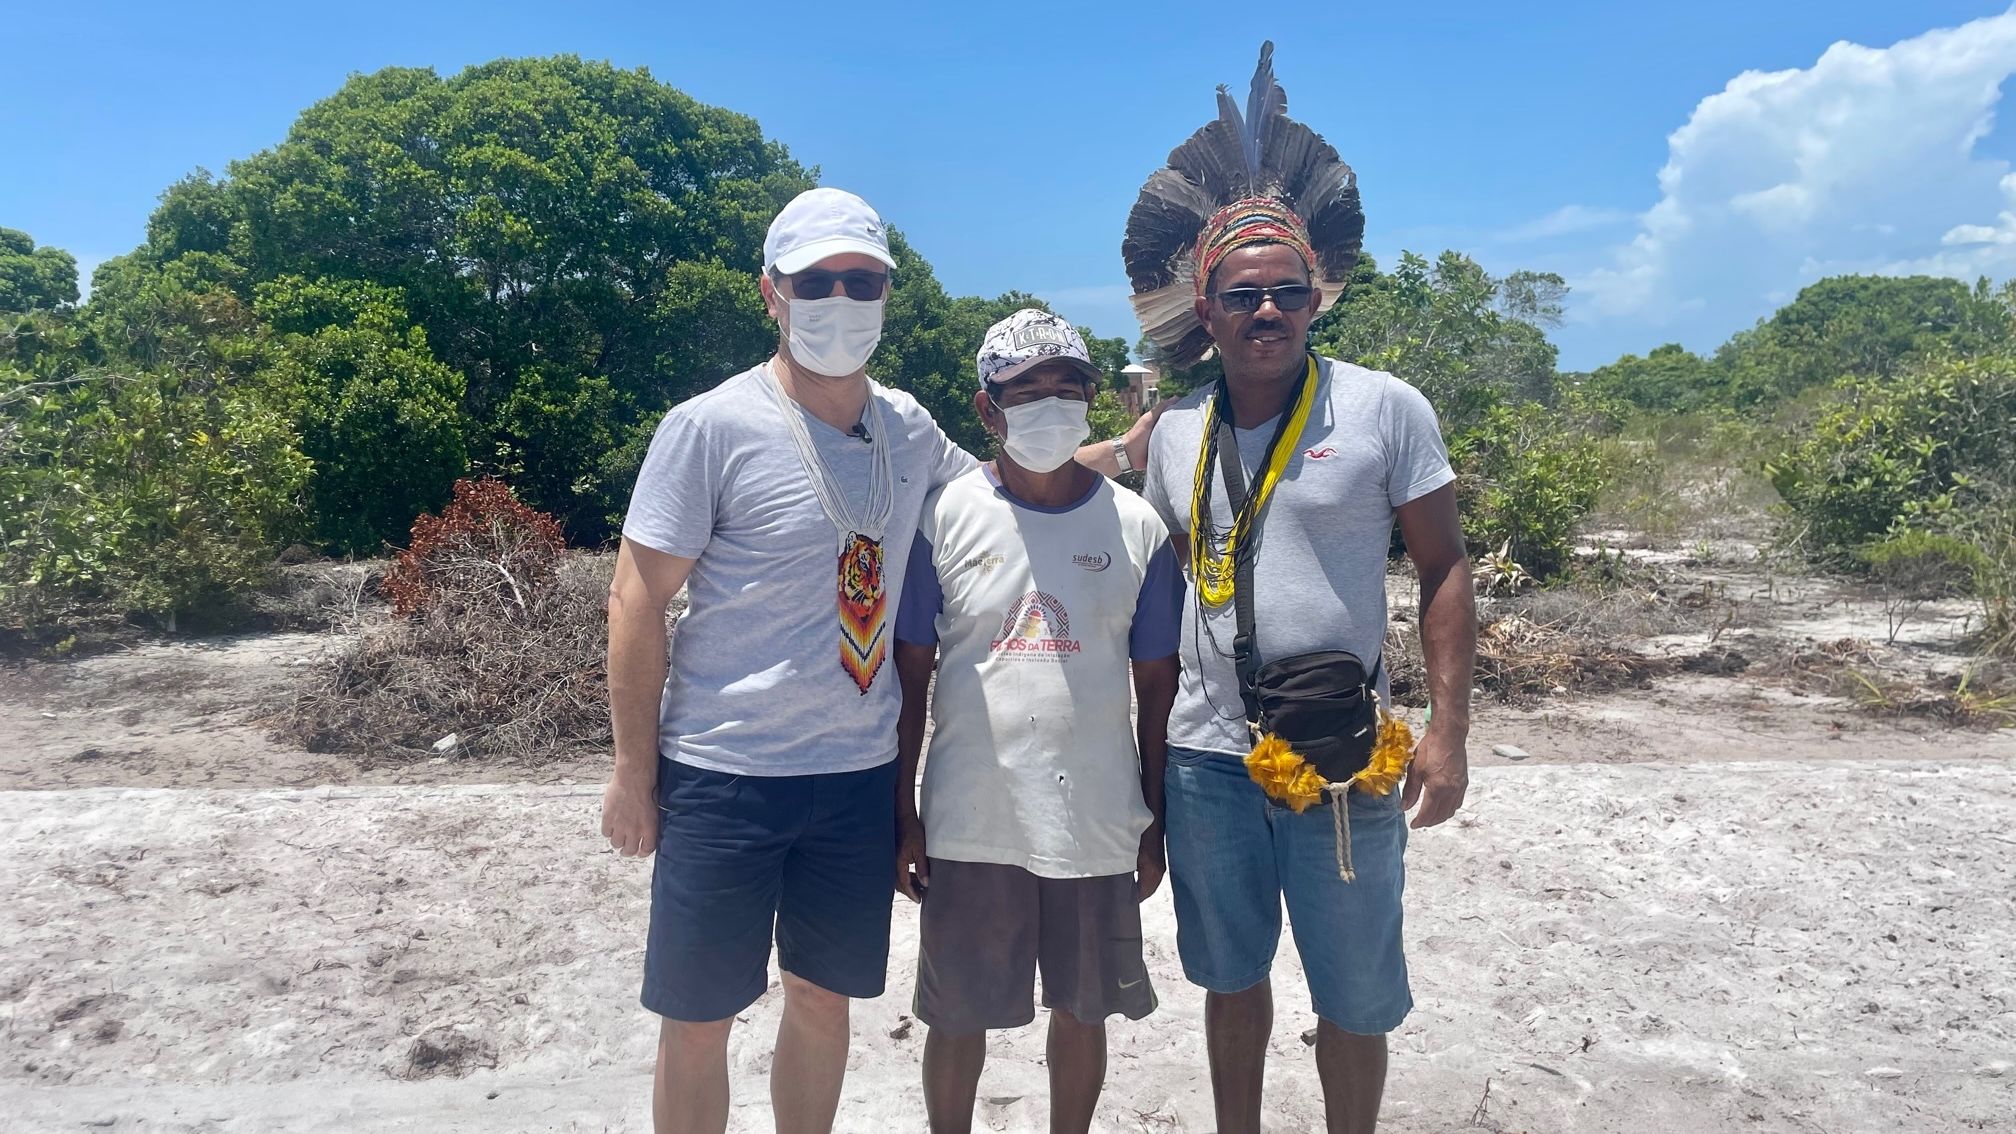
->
<box><xmin>1215</xmin><ymin>390</ymin><xmax>1383</xmax><ymax>785</ymax></box>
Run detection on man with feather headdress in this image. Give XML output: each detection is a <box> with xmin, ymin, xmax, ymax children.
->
<box><xmin>1123</xmin><ymin>44</ymin><xmax>1477</xmax><ymax>1133</ymax></box>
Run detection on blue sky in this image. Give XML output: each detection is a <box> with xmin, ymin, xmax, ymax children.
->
<box><xmin>7</xmin><ymin>1</ymin><xmax>2016</xmax><ymax>369</ymax></box>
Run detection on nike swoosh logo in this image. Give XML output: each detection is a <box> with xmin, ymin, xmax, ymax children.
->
<box><xmin>1118</xmin><ymin>978</ymin><xmax>1143</xmax><ymax>989</ymax></box>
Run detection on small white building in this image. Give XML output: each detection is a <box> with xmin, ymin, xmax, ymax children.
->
<box><xmin>1120</xmin><ymin>362</ymin><xmax>1161</xmax><ymax>416</ymax></box>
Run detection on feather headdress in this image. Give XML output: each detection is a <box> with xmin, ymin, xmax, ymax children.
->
<box><xmin>1122</xmin><ymin>42</ymin><xmax>1364</xmax><ymax>368</ymax></box>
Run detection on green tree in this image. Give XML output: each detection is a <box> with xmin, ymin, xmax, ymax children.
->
<box><xmin>0</xmin><ymin>228</ymin><xmax>81</xmax><ymax>313</ymax></box>
<box><xmin>112</xmin><ymin>56</ymin><xmax>815</xmax><ymax>538</ymax></box>
<box><xmin>254</xmin><ymin>276</ymin><xmax>468</xmax><ymax>552</ymax></box>
<box><xmin>1585</xmin><ymin>343</ymin><xmax>1724</xmax><ymax>413</ymax></box>
<box><xmin>1078</xmin><ymin>327</ymin><xmax>1130</xmax><ymax>390</ymax></box>
<box><xmin>1718</xmin><ymin>275</ymin><xmax>2012</xmax><ymax>406</ymax></box>
<box><xmin>1311</xmin><ymin>251</ymin><xmax>1563</xmax><ymax>431</ymax></box>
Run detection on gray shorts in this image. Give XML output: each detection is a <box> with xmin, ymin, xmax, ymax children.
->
<box><xmin>914</xmin><ymin>858</ymin><xmax>1156</xmax><ymax>1032</ymax></box>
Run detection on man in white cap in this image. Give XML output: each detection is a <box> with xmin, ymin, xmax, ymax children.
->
<box><xmin>602</xmin><ymin>187</ymin><xmax>971</xmax><ymax>1134</ymax></box>
<box><xmin>600</xmin><ymin>192</ymin><xmax>1158</xmax><ymax>1134</ymax></box>
<box><xmin>891</xmin><ymin>309</ymin><xmax>1182</xmax><ymax>1134</ymax></box>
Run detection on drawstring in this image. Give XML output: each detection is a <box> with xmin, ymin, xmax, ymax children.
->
<box><xmin>1326</xmin><ymin>783</ymin><xmax>1355</xmax><ymax>883</ymax></box>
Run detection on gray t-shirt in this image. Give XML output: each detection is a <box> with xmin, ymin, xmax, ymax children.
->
<box><xmin>1142</xmin><ymin>356</ymin><xmax>1456</xmax><ymax>756</ymax></box>
<box><xmin>622</xmin><ymin>365</ymin><xmax>976</xmax><ymax>775</ymax></box>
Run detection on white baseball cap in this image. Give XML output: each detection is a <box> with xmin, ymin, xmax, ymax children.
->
<box><xmin>763</xmin><ymin>188</ymin><xmax>897</xmax><ymax>275</ymax></box>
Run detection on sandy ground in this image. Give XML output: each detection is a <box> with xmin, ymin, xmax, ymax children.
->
<box><xmin>3</xmin><ymin>762</ymin><xmax>2013</xmax><ymax>1133</ymax></box>
<box><xmin>3</xmin><ymin>555</ymin><xmax>2014</xmax><ymax>1131</ymax></box>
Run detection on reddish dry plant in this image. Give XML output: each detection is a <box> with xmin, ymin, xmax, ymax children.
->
<box><xmin>380</xmin><ymin>479</ymin><xmax>566</xmax><ymax>618</ymax></box>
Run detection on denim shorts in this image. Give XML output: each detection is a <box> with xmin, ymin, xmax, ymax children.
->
<box><xmin>642</xmin><ymin>756</ymin><xmax>898</xmax><ymax>1022</ymax></box>
<box><xmin>1163</xmin><ymin>745</ymin><xmax>1411</xmax><ymax>1034</ymax></box>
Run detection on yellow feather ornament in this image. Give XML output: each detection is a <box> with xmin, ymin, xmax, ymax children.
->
<box><xmin>1349</xmin><ymin>710</ymin><xmax>1416</xmax><ymax>797</ymax></box>
<box><xmin>1243</xmin><ymin>708</ymin><xmax>1414</xmax><ymax>807</ymax></box>
<box><xmin>1243</xmin><ymin>708</ymin><xmax>1417</xmax><ymax>883</ymax></box>
<box><xmin>1244</xmin><ymin>734</ymin><xmax>1329</xmax><ymax>812</ymax></box>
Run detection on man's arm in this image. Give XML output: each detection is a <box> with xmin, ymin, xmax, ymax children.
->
<box><xmin>894</xmin><ymin>640</ymin><xmax>936</xmax><ymax>902</ymax></box>
<box><xmin>1131</xmin><ymin>655</ymin><xmax>1178</xmax><ymax>901</ymax></box>
<box><xmin>1076</xmin><ymin>399</ymin><xmax>1169</xmax><ymax>479</ymax></box>
<box><xmin>1395</xmin><ymin>484</ymin><xmax>1476</xmax><ymax>829</ymax></box>
<box><xmin>602</xmin><ymin>538</ymin><xmax>697</xmax><ymax>856</ymax></box>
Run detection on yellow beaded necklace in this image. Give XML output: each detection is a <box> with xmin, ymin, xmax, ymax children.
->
<box><xmin>1188</xmin><ymin>355</ymin><xmax>1321</xmax><ymax>607</ymax></box>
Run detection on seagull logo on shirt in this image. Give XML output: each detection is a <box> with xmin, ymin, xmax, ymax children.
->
<box><xmin>1304</xmin><ymin>446</ymin><xmax>1338</xmax><ymax>460</ymax></box>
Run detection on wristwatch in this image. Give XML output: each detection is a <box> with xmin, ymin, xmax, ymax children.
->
<box><xmin>1111</xmin><ymin>437</ymin><xmax>1134</xmax><ymax>474</ymax></box>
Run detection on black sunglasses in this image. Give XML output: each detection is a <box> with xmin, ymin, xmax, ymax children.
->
<box><xmin>1210</xmin><ymin>284</ymin><xmax>1315</xmax><ymax>314</ymax></box>
<box><xmin>781</xmin><ymin>268</ymin><xmax>890</xmax><ymax>302</ymax></box>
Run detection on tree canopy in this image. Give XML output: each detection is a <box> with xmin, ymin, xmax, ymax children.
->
<box><xmin>0</xmin><ymin>228</ymin><xmax>79</xmax><ymax>313</ymax></box>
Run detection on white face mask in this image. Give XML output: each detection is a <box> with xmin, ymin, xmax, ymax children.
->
<box><xmin>995</xmin><ymin>395</ymin><xmax>1091</xmax><ymax>473</ymax></box>
<box><xmin>780</xmin><ymin>291</ymin><xmax>885</xmax><ymax>377</ymax></box>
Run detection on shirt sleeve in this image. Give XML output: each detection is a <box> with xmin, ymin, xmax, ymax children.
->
<box><xmin>924</xmin><ymin>418</ymin><xmax>980</xmax><ymax>489</ymax></box>
<box><xmin>895</xmin><ymin>531</ymin><xmax>944</xmax><ymax>646</ymax></box>
<box><xmin>620</xmin><ymin>407</ymin><xmax>718</xmax><ymax>558</ymax></box>
<box><xmin>1382</xmin><ymin>377</ymin><xmax>1457</xmax><ymax>508</ymax></box>
<box><xmin>1128</xmin><ymin>541</ymin><xmax>1184</xmax><ymax>660</ymax></box>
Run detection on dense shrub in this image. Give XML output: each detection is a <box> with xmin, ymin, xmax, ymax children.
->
<box><xmin>0</xmin><ymin>365</ymin><xmax>309</xmax><ymax>635</ymax></box>
<box><xmin>379</xmin><ymin>478</ymin><xmax>566</xmax><ymax>618</ymax></box>
<box><xmin>1766</xmin><ymin>356</ymin><xmax>2016</xmax><ymax>559</ymax></box>
<box><xmin>1768</xmin><ymin>356</ymin><xmax>2016</xmax><ymax>652</ymax></box>
<box><xmin>1449</xmin><ymin>402</ymin><xmax>1609</xmax><ymax>580</ymax></box>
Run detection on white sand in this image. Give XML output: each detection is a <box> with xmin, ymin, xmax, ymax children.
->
<box><xmin>4</xmin><ymin>760</ymin><xmax>2014</xmax><ymax>1132</ymax></box>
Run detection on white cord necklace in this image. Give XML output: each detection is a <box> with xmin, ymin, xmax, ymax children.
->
<box><xmin>762</xmin><ymin>362</ymin><xmax>895</xmax><ymax>545</ymax></box>
<box><xmin>762</xmin><ymin>361</ymin><xmax>896</xmax><ymax>694</ymax></box>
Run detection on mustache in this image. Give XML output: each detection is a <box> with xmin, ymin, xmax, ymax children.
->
<box><xmin>1246</xmin><ymin>320</ymin><xmax>1290</xmax><ymax>335</ymax></box>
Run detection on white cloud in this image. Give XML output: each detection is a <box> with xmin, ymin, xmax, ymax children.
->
<box><xmin>1571</xmin><ymin>8</ymin><xmax>2016</xmax><ymax>350</ymax></box>
<box><xmin>1494</xmin><ymin>205</ymin><xmax>1635</xmax><ymax>244</ymax></box>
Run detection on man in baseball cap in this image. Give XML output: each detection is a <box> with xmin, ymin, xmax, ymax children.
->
<box><xmin>892</xmin><ymin>309</ymin><xmax>1183</xmax><ymax>1133</ymax></box>
<box><xmin>603</xmin><ymin>189</ymin><xmax>1167</xmax><ymax>1132</ymax></box>
<box><xmin>605</xmin><ymin>186</ymin><xmax>976</xmax><ymax>1134</ymax></box>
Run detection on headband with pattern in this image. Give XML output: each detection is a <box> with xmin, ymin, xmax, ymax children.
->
<box><xmin>1121</xmin><ymin>42</ymin><xmax>1364</xmax><ymax>368</ymax></box>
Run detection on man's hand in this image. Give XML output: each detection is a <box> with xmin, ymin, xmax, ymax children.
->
<box><xmin>1401</xmin><ymin>724</ymin><xmax>1469</xmax><ymax>829</ymax></box>
<box><xmin>602</xmin><ymin>775</ymin><xmax>658</xmax><ymax>856</ymax></box>
<box><xmin>896</xmin><ymin>813</ymin><xmax>930</xmax><ymax>902</ymax></box>
<box><xmin>1135</xmin><ymin>823</ymin><xmax>1167</xmax><ymax>902</ymax></box>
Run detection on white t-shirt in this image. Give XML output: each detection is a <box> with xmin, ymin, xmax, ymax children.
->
<box><xmin>897</xmin><ymin>466</ymin><xmax>1182</xmax><ymax>878</ymax></box>
<box><xmin>621</xmin><ymin>366</ymin><xmax>975</xmax><ymax>776</ymax></box>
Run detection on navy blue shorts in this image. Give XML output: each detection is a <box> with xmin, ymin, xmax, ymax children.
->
<box><xmin>643</xmin><ymin>756</ymin><xmax>898</xmax><ymax>1022</ymax></box>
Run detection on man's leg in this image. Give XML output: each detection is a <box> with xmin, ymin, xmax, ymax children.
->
<box><xmin>771</xmin><ymin>761</ymin><xmax>902</xmax><ymax>1133</ymax></box>
<box><xmin>1205</xmin><ymin>981</ymin><xmax>1273</xmax><ymax>1134</ymax></box>
<box><xmin>1046</xmin><ymin>1010</ymin><xmax>1105</xmax><ymax>1134</ymax></box>
<box><xmin>1164</xmin><ymin>748</ymin><xmax>1285</xmax><ymax>1134</ymax></box>
<box><xmin>916</xmin><ymin>859</ymin><xmax>1041</xmax><ymax>1134</ymax></box>
<box><xmin>1314</xmin><ymin>1023</ymin><xmax>1388</xmax><ymax>1134</ymax></box>
<box><xmin>921</xmin><ymin>1026</ymin><xmax>987</xmax><ymax>1134</ymax></box>
<box><xmin>1032</xmin><ymin>871</ymin><xmax>1155</xmax><ymax>1134</ymax></box>
<box><xmin>773</xmin><ymin>971</ymin><xmax>852</xmax><ymax>1134</ymax></box>
<box><xmin>1279</xmin><ymin>789</ymin><xmax>1413</xmax><ymax>1134</ymax></box>
<box><xmin>655</xmin><ymin>1016</ymin><xmax>734</xmax><ymax>1134</ymax></box>
<box><xmin>643</xmin><ymin>758</ymin><xmax>798</xmax><ymax>1134</ymax></box>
